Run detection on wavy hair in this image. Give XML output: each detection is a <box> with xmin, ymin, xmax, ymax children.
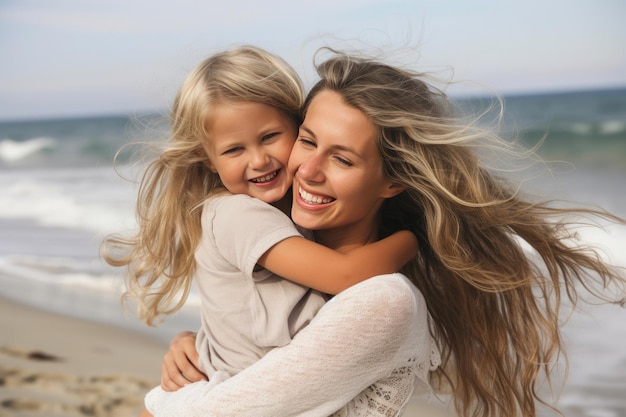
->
<box><xmin>102</xmin><ymin>45</ymin><xmax>304</xmax><ymax>325</ymax></box>
<box><xmin>305</xmin><ymin>49</ymin><xmax>626</xmax><ymax>417</ymax></box>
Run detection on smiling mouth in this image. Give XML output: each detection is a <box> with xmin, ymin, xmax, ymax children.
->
<box><xmin>298</xmin><ymin>186</ymin><xmax>334</xmax><ymax>204</ymax></box>
<box><xmin>250</xmin><ymin>170</ymin><xmax>279</xmax><ymax>183</ymax></box>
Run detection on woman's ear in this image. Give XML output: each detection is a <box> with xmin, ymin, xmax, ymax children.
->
<box><xmin>380</xmin><ymin>181</ymin><xmax>405</xmax><ymax>199</ymax></box>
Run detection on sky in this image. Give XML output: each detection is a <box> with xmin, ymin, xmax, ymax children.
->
<box><xmin>1</xmin><ymin>0</ymin><xmax>625</xmax><ymax>120</ymax></box>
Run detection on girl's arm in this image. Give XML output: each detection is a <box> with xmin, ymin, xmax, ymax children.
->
<box><xmin>258</xmin><ymin>230</ymin><xmax>417</xmax><ymax>294</ymax></box>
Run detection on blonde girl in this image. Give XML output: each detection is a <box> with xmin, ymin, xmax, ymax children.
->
<box><xmin>103</xmin><ymin>45</ymin><xmax>416</xmax><ymax>400</ymax></box>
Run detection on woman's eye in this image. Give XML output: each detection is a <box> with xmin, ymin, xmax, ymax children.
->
<box><xmin>297</xmin><ymin>137</ymin><xmax>316</xmax><ymax>147</ymax></box>
<box><xmin>335</xmin><ymin>156</ymin><xmax>353</xmax><ymax>167</ymax></box>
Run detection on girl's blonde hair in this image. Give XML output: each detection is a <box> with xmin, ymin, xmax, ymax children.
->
<box><xmin>306</xmin><ymin>49</ymin><xmax>626</xmax><ymax>417</ymax></box>
<box><xmin>103</xmin><ymin>45</ymin><xmax>304</xmax><ymax>325</ymax></box>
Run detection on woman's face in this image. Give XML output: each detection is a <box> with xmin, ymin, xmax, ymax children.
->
<box><xmin>288</xmin><ymin>90</ymin><xmax>401</xmax><ymax>247</ymax></box>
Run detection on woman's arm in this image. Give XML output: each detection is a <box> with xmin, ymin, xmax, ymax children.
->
<box><xmin>160</xmin><ymin>331</ymin><xmax>207</xmax><ymax>391</ymax></box>
<box><xmin>258</xmin><ymin>231</ymin><xmax>418</xmax><ymax>294</ymax></box>
<box><xmin>146</xmin><ymin>274</ymin><xmax>429</xmax><ymax>417</ymax></box>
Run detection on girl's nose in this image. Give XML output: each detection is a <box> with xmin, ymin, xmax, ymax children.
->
<box><xmin>249</xmin><ymin>148</ymin><xmax>270</xmax><ymax>169</ymax></box>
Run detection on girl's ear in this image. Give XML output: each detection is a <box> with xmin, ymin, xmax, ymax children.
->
<box><xmin>197</xmin><ymin>148</ymin><xmax>218</xmax><ymax>173</ymax></box>
<box><xmin>204</xmin><ymin>159</ymin><xmax>218</xmax><ymax>173</ymax></box>
<box><xmin>380</xmin><ymin>181</ymin><xmax>405</xmax><ymax>199</ymax></box>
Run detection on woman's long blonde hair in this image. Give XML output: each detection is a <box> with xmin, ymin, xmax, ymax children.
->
<box><xmin>306</xmin><ymin>49</ymin><xmax>626</xmax><ymax>417</ymax></box>
<box><xmin>102</xmin><ymin>45</ymin><xmax>304</xmax><ymax>325</ymax></box>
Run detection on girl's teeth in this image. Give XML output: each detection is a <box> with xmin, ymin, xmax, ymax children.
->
<box><xmin>251</xmin><ymin>171</ymin><xmax>277</xmax><ymax>183</ymax></box>
<box><xmin>299</xmin><ymin>187</ymin><xmax>333</xmax><ymax>204</ymax></box>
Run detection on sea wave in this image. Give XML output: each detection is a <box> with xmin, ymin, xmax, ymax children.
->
<box><xmin>541</xmin><ymin>118</ymin><xmax>626</xmax><ymax>136</ymax></box>
<box><xmin>598</xmin><ymin>119</ymin><xmax>626</xmax><ymax>135</ymax></box>
<box><xmin>0</xmin><ymin>137</ymin><xmax>57</xmax><ymax>162</ymax></box>
<box><xmin>0</xmin><ymin>114</ymin><xmax>163</xmax><ymax>168</ymax></box>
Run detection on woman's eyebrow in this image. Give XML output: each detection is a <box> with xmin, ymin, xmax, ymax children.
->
<box><xmin>301</xmin><ymin>125</ymin><xmax>364</xmax><ymax>160</ymax></box>
<box><xmin>299</xmin><ymin>125</ymin><xmax>316</xmax><ymax>138</ymax></box>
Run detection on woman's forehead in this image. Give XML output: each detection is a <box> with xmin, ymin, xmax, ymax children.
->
<box><xmin>304</xmin><ymin>91</ymin><xmax>373</xmax><ymax>137</ymax></box>
<box><xmin>301</xmin><ymin>91</ymin><xmax>381</xmax><ymax>165</ymax></box>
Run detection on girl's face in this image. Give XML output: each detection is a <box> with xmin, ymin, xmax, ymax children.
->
<box><xmin>288</xmin><ymin>90</ymin><xmax>401</xmax><ymax>248</ymax></box>
<box><xmin>203</xmin><ymin>101</ymin><xmax>297</xmax><ymax>204</ymax></box>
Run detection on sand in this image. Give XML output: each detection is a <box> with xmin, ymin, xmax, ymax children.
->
<box><xmin>0</xmin><ymin>294</ymin><xmax>457</xmax><ymax>417</ymax></box>
<box><xmin>0</xmin><ymin>295</ymin><xmax>163</xmax><ymax>417</ymax></box>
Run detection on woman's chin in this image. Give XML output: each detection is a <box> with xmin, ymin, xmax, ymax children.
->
<box><xmin>290</xmin><ymin>210</ymin><xmax>321</xmax><ymax>231</ymax></box>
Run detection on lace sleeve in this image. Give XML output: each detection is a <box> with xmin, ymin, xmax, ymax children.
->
<box><xmin>146</xmin><ymin>274</ymin><xmax>436</xmax><ymax>417</ymax></box>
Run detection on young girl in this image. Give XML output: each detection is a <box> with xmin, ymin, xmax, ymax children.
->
<box><xmin>102</xmin><ymin>46</ymin><xmax>417</xmax><ymax>385</ymax></box>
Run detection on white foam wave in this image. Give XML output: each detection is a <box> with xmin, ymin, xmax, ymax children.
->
<box><xmin>0</xmin><ymin>166</ymin><xmax>136</xmax><ymax>235</ymax></box>
<box><xmin>0</xmin><ymin>137</ymin><xmax>57</xmax><ymax>162</ymax></box>
<box><xmin>551</xmin><ymin>119</ymin><xmax>626</xmax><ymax>136</ymax></box>
<box><xmin>0</xmin><ymin>254</ymin><xmax>201</xmax><ymax>315</ymax></box>
<box><xmin>569</xmin><ymin>122</ymin><xmax>593</xmax><ymax>135</ymax></box>
<box><xmin>599</xmin><ymin>119</ymin><xmax>626</xmax><ymax>135</ymax></box>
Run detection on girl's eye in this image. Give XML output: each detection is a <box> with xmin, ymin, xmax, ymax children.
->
<box><xmin>261</xmin><ymin>132</ymin><xmax>279</xmax><ymax>141</ymax></box>
<box><xmin>222</xmin><ymin>146</ymin><xmax>243</xmax><ymax>155</ymax></box>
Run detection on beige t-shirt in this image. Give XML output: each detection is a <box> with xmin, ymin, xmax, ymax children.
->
<box><xmin>194</xmin><ymin>193</ymin><xmax>327</xmax><ymax>377</ymax></box>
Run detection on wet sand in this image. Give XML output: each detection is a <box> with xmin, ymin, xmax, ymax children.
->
<box><xmin>0</xmin><ymin>295</ymin><xmax>163</xmax><ymax>417</ymax></box>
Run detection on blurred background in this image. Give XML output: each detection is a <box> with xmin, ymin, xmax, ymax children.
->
<box><xmin>1</xmin><ymin>1</ymin><xmax>625</xmax><ymax>416</ymax></box>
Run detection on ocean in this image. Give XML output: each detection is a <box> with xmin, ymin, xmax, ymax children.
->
<box><xmin>1</xmin><ymin>88</ymin><xmax>625</xmax><ymax>416</ymax></box>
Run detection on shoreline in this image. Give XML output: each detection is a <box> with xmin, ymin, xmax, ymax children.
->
<box><xmin>0</xmin><ymin>266</ymin><xmax>203</xmax><ymax>346</ymax></box>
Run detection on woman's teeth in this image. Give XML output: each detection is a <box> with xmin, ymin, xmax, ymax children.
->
<box><xmin>299</xmin><ymin>187</ymin><xmax>333</xmax><ymax>204</ymax></box>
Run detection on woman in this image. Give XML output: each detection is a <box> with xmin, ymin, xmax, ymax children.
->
<box><xmin>147</xmin><ymin>49</ymin><xmax>626</xmax><ymax>417</ymax></box>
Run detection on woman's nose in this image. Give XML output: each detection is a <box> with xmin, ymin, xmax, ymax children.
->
<box><xmin>296</xmin><ymin>154</ymin><xmax>324</xmax><ymax>182</ymax></box>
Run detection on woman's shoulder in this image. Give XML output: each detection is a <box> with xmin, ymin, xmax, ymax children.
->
<box><xmin>330</xmin><ymin>273</ymin><xmax>426</xmax><ymax>324</ymax></box>
<box><xmin>347</xmin><ymin>273</ymin><xmax>424</xmax><ymax>306</ymax></box>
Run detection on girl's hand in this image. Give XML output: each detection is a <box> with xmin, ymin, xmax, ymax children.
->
<box><xmin>161</xmin><ymin>331</ymin><xmax>208</xmax><ymax>391</ymax></box>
